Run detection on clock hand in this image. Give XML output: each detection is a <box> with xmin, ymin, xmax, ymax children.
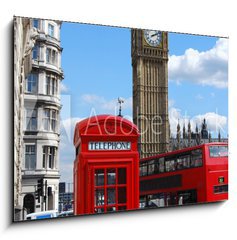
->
<box><xmin>151</xmin><ymin>33</ymin><xmax>158</xmax><ymax>37</ymax></box>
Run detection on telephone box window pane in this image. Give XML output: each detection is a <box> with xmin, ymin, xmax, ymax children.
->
<box><xmin>95</xmin><ymin>189</ymin><xmax>104</xmax><ymax>206</ymax></box>
<box><xmin>95</xmin><ymin>169</ymin><xmax>104</xmax><ymax>186</ymax></box>
<box><xmin>107</xmin><ymin>188</ymin><xmax>116</xmax><ymax>205</ymax></box>
<box><xmin>107</xmin><ymin>168</ymin><xmax>116</xmax><ymax>185</ymax></box>
<box><xmin>118</xmin><ymin>187</ymin><xmax>126</xmax><ymax>204</ymax></box>
<box><xmin>107</xmin><ymin>207</ymin><xmax>116</xmax><ymax>212</ymax></box>
<box><xmin>118</xmin><ymin>168</ymin><xmax>126</xmax><ymax>184</ymax></box>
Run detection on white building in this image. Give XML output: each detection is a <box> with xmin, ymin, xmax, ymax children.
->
<box><xmin>14</xmin><ymin>16</ymin><xmax>37</xmax><ymax>221</ymax></box>
<box><xmin>21</xmin><ymin>18</ymin><xmax>63</xmax><ymax>214</ymax></box>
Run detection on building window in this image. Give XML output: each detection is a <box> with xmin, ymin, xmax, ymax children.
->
<box><xmin>25</xmin><ymin>145</ymin><xmax>36</xmax><ymax>170</ymax></box>
<box><xmin>42</xmin><ymin>146</ymin><xmax>57</xmax><ymax>169</ymax></box>
<box><xmin>26</xmin><ymin>73</ymin><xmax>38</xmax><ymax>93</ymax></box>
<box><xmin>45</xmin><ymin>75</ymin><xmax>58</xmax><ymax>96</ymax></box>
<box><xmin>33</xmin><ymin>19</ymin><xmax>39</xmax><ymax>29</ymax></box>
<box><xmin>52</xmin><ymin>78</ymin><xmax>57</xmax><ymax>95</ymax></box>
<box><xmin>46</xmin><ymin>48</ymin><xmax>58</xmax><ymax>65</ymax></box>
<box><xmin>26</xmin><ymin>109</ymin><xmax>37</xmax><ymax>131</ymax></box>
<box><xmin>43</xmin><ymin>108</ymin><xmax>58</xmax><ymax>132</ymax></box>
<box><xmin>32</xmin><ymin>45</ymin><xmax>39</xmax><ymax>60</ymax></box>
<box><xmin>52</xmin><ymin>50</ymin><xmax>56</xmax><ymax>63</ymax></box>
<box><xmin>46</xmin><ymin>48</ymin><xmax>50</xmax><ymax>63</ymax></box>
<box><xmin>46</xmin><ymin>77</ymin><xmax>50</xmax><ymax>95</ymax></box>
<box><xmin>48</xmin><ymin>24</ymin><xmax>55</xmax><ymax>37</ymax></box>
<box><xmin>51</xmin><ymin>110</ymin><xmax>57</xmax><ymax>131</ymax></box>
<box><xmin>43</xmin><ymin>109</ymin><xmax>50</xmax><ymax>131</ymax></box>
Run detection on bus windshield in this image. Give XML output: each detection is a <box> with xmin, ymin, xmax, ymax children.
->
<box><xmin>209</xmin><ymin>146</ymin><xmax>228</xmax><ymax>158</ymax></box>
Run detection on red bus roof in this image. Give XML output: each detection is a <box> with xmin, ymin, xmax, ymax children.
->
<box><xmin>140</xmin><ymin>142</ymin><xmax>228</xmax><ymax>162</ymax></box>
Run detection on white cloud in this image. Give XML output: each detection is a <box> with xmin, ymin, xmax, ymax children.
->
<box><xmin>58</xmin><ymin>162</ymin><xmax>74</xmax><ymax>184</ymax></box>
<box><xmin>81</xmin><ymin>94</ymin><xmax>132</xmax><ymax>112</ymax></box>
<box><xmin>195</xmin><ymin>94</ymin><xmax>204</xmax><ymax>100</ymax></box>
<box><xmin>81</xmin><ymin>94</ymin><xmax>103</xmax><ymax>104</ymax></box>
<box><xmin>59</xmin><ymin>117</ymin><xmax>84</xmax><ymax>183</ymax></box>
<box><xmin>169</xmin><ymin>107</ymin><xmax>183</xmax><ymax>135</ymax></box>
<box><xmin>61</xmin><ymin>117</ymin><xmax>84</xmax><ymax>145</ymax></box>
<box><xmin>168</xmin><ymin>99</ymin><xmax>175</xmax><ymax>108</ymax></box>
<box><xmin>194</xmin><ymin>112</ymin><xmax>227</xmax><ymax>133</ymax></box>
<box><xmin>169</xmin><ymin>107</ymin><xmax>227</xmax><ymax>137</ymax></box>
<box><xmin>210</xmin><ymin>92</ymin><xmax>215</xmax><ymax>98</ymax></box>
<box><xmin>60</xmin><ymin>83</ymin><xmax>69</xmax><ymax>93</ymax></box>
<box><xmin>169</xmin><ymin>38</ymin><xmax>228</xmax><ymax>88</ymax></box>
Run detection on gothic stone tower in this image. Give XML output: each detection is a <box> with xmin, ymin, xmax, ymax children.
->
<box><xmin>131</xmin><ymin>29</ymin><xmax>169</xmax><ymax>158</ymax></box>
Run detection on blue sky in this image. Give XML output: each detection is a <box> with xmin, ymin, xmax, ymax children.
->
<box><xmin>168</xmin><ymin>32</ymin><xmax>228</xmax><ymax>119</ymax></box>
<box><xmin>59</xmin><ymin>22</ymin><xmax>228</xmax><ymax>183</ymax></box>
<box><xmin>168</xmin><ymin>33</ymin><xmax>218</xmax><ymax>54</ymax></box>
<box><xmin>61</xmin><ymin>23</ymin><xmax>132</xmax><ymax>118</ymax></box>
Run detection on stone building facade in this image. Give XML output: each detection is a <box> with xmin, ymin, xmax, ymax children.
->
<box><xmin>21</xmin><ymin>18</ymin><xmax>63</xmax><ymax>215</ymax></box>
<box><xmin>14</xmin><ymin>16</ymin><xmax>39</xmax><ymax>221</ymax></box>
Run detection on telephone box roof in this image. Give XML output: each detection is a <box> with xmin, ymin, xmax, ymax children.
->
<box><xmin>74</xmin><ymin>115</ymin><xmax>139</xmax><ymax>146</ymax></box>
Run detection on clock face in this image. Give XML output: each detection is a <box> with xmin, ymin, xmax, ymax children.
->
<box><xmin>144</xmin><ymin>30</ymin><xmax>162</xmax><ymax>47</ymax></box>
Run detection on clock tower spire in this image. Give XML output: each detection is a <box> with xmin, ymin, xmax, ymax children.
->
<box><xmin>131</xmin><ymin>28</ymin><xmax>169</xmax><ymax>158</ymax></box>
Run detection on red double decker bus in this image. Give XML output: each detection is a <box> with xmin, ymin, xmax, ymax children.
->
<box><xmin>139</xmin><ymin>142</ymin><xmax>228</xmax><ymax>208</ymax></box>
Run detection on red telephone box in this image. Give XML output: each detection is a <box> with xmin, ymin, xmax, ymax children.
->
<box><xmin>73</xmin><ymin>115</ymin><xmax>140</xmax><ymax>215</ymax></box>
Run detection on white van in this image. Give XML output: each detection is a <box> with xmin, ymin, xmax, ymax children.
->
<box><xmin>26</xmin><ymin>210</ymin><xmax>58</xmax><ymax>220</ymax></box>
<box><xmin>58</xmin><ymin>210</ymin><xmax>74</xmax><ymax>218</ymax></box>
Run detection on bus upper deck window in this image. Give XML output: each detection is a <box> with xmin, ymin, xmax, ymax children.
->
<box><xmin>209</xmin><ymin>146</ymin><xmax>228</xmax><ymax>157</ymax></box>
<box><xmin>191</xmin><ymin>149</ymin><xmax>203</xmax><ymax>167</ymax></box>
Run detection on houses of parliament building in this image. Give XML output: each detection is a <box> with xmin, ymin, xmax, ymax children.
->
<box><xmin>169</xmin><ymin>118</ymin><xmax>228</xmax><ymax>151</ymax></box>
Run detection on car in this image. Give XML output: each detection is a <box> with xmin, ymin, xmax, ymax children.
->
<box><xmin>26</xmin><ymin>210</ymin><xmax>58</xmax><ymax>220</ymax></box>
<box><xmin>57</xmin><ymin>210</ymin><xmax>74</xmax><ymax>217</ymax></box>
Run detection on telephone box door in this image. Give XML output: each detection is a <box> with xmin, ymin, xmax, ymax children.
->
<box><xmin>89</xmin><ymin>163</ymin><xmax>132</xmax><ymax>214</ymax></box>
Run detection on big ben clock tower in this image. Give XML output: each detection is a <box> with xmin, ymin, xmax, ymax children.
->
<box><xmin>131</xmin><ymin>29</ymin><xmax>169</xmax><ymax>158</ymax></box>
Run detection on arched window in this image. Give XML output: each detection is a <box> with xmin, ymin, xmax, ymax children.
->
<box><xmin>23</xmin><ymin>194</ymin><xmax>35</xmax><ymax>214</ymax></box>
